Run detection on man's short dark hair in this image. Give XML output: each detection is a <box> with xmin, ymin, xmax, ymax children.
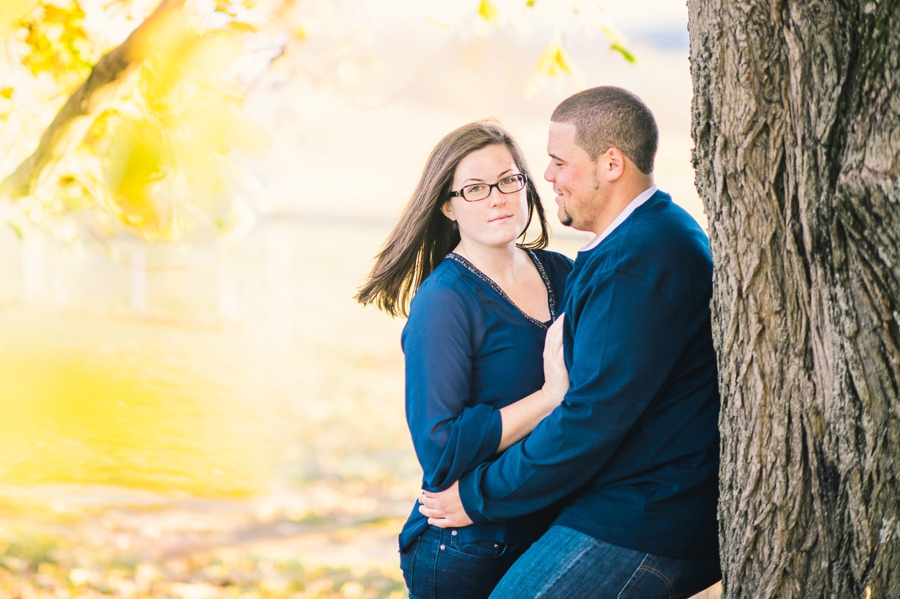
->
<box><xmin>551</xmin><ymin>86</ymin><xmax>658</xmax><ymax>174</ymax></box>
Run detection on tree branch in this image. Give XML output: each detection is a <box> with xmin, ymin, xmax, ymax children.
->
<box><xmin>0</xmin><ymin>0</ymin><xmax>185</xmax><ymax>201</ymax></box>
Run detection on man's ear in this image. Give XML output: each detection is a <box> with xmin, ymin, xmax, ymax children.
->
<box><xmin>603</xmin><ymin>147</ymin><xmax>626</xmax><ymax>182</ymax></box>
<box><xmin>441</xmin><ymin>200</ymin><xmax>456</xmax><ymax>221</ymax></box>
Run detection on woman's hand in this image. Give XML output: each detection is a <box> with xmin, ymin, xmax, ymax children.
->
<box><xmin>494</xmin><ymin>314</ymin><xmax>569</xmax><ymax>453</ymax></box>
<box><xmin>419</xmin><ymin>481</ymin><xmax>474</xmax><ymax>528</ymax></box>
<box><xmin>542</xmin><ymin>314</ymin><xmax>569</xmax><ymax>402</ymax></box>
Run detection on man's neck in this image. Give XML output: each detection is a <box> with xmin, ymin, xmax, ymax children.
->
<box><xmin>587</xmin><ymin>175</ymin><xmax>655</xmax><ymax>237</ymax></box>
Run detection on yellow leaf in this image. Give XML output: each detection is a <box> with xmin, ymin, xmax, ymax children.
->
<box><xmin>535</xmin><ymin>42</ymin><xmax>572</xmax><ymax>77</ymax></box>
<box><xmin>478</xmin><ymin>0</ymin><xmax>499</xmax><ymax>25</ymax></box>
<box><xmin>425</xmin><ymin>16</ymin><xmax>451</xmax><ymax>29</ymax></box>
<box><xmin>227</xmin><ymin>21</ymin><xmax>257</xmax><ymax>34</ymax></box>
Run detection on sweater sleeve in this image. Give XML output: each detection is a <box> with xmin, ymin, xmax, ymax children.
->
<box><xmin>402</xmin><ymin>280</ymin><xmax>503</xmax><ymax>493</ymax></box>
<box><xmin>458</xmin><ymin>269</ymin><xmax>685</xmax><ymax>522</ymax></box>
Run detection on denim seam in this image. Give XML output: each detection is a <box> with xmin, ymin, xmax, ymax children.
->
<box><xmin>430</xmin><ymin>529</ymin><xmax>441</xmax><ymax>599</ymax></box>
<box><xmin>531</xmin><ymin>537</ymin><xmax>599</xmax><ymax>597</ymax></box>
<box><xmin>409</xmin><ymin>534</ymin><xmax>422</xmax><ymax>598</ymax></box>
<box><xmin>637</xmin><ymin>564</ymin><xmax>675</xmax><ymax>597</ymax></box>
<box><xmin>446</xmin><ymin>539</ymin><xmax>509</xmax><ymax>560</ymax></box>
<box><xmin>616</xmin><ymin>553</ymin><xmax>650</xmax><ymax>599</ymax></box>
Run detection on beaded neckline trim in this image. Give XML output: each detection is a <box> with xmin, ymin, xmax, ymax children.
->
<box><xmin>446</xmin><ymin>249</ymin><xmax>558</xmax><ymax>330</ymax></box>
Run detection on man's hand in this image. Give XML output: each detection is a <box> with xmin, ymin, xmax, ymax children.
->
<box><xmin>418</xmin><ymin>481</ymin><xmax>474</xmax><ymax>528</ymax></box>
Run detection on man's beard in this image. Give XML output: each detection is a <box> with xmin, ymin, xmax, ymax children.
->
<box><xmin>560</xmin><ymin>207</ymin><xmax>573</xmax><ymax>227</ymax></box>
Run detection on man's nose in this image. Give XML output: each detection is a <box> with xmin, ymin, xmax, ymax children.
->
<box><xmin>544</xmin><ymin>163</ymin><xmax>555</xmax><ymax>182</ymax></box>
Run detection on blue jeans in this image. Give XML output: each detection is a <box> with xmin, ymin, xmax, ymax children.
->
<box><xmin>399</xmin><ymin>525</ymin><xmax>529</xmax><ymax>599</ymax></box>
<box><xmin>488</xmin><ymin>526</ymin><xmax>721</xmax><ymax>599</ymax></box>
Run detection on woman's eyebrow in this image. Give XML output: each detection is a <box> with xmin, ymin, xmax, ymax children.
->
<box><xmin>461</xmin><ymin>168</ymin><xmax>515</xmax><ymax>184</ymax></box>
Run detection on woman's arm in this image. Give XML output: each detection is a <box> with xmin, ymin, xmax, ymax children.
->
<box><xmin>404</xmin><ymin>282</ymin><xmax>503</xmax><ymax>492</ymax></box>
<box><xmin>496</xmin><ymin>315</ymin><xmax>568</xmax><ymax>452</ymax></box>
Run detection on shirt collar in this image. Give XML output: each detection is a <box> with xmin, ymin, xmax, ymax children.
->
<box><xmin>579</xmin><ymin>185</ymin><xmax>658</xmax><ymax>252</ymax></box>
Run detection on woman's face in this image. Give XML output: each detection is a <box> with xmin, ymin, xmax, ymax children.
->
<box><xmin>441</xmin><ymin>144</ymin><xmax>530</xmax><ymax>253</ymax></box>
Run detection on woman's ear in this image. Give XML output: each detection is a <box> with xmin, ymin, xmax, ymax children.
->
<box><xmin>441</xmin><ymin>200</ymin><xmax>456</xmax><ymax>221</ymax></box>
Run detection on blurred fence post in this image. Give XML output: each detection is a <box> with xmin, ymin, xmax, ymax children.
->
<box><xmin>22</xmin><ymin>229</ymin><xmax>45</xmax><ymax>305</ymax></box>
<box><xmin>129</xmin><ymin>246</ymin><xmax>147</xmax><ymax>317</ymax></box>
<box><xmin>52</xmin><ymin>251</ymin><xmax>67</xmax><ymax>309</ymax></box>
<box><xmin>265</xmin><ymin>221</ymin><xmax>293</xmax><ymax>349</ymax></box>
<box><xmin>217</xmin><ymin>241</ymin><xmax>240</xmax><ymax>323</ymax></box>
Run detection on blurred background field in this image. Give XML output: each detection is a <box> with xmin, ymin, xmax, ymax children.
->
<box><xmin>0</xmin><ymin>1</ymin><xmax>720</xmax><ymax>597</ymax></box>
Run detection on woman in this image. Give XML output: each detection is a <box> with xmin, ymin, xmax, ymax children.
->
<box><xmin>356</xmin><ymin>120</ymin><xmax>572</xmax><ymax>599</ymax></box>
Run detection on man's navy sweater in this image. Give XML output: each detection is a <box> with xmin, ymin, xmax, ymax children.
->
<box><xmin>458</xmin><ymin>190</ymin><xmax>720</xmax><ymax>559</ymax></box>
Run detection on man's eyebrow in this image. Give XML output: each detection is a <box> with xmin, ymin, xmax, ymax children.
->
<box><xmin>548</xmin><ymin>153</ymin><xmax>565</xmax><ymax>162</ymax></box>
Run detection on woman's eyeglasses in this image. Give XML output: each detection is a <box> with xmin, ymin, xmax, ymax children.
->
<box><xmin>449</xmin><ymin>174</ymin><xmax>527</xmax><ymax>202</ymax></box>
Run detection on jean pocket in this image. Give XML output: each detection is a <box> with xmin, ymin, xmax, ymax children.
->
<box><xmin>447</xmin><ymin>536</ymin><xmax>518</xmax><ymax>559</ymax></box>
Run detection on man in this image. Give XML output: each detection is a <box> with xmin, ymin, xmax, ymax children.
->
<box><xmin>419</xmin><ymin>86</ymin><xmax>722</xmax><ymax>598</ymax></box>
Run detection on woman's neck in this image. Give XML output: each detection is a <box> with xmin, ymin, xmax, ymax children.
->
<box><xmin>452</xmin><ymin>241</ymin><xmax>527</xmax><ymax>285</ymax></box>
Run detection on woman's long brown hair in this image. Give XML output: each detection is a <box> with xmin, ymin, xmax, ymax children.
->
<box><xmin>355</xmin><ymin>120</ymin><xmax>551</xmax><ymax>317</ymax></box>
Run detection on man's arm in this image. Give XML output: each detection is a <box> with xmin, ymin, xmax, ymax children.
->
<box><xmin>429</xmin><ymin>271</ymin><xmax>687</xmax><ymax>525</ymax></box>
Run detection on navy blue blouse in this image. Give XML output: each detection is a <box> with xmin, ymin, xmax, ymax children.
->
<box><xmin>399</xmin><ymin>248</ymin><xmax>574</xmax><ymax>550</ymax></box>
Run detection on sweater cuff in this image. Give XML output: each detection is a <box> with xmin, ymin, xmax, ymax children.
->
<box><xmin>459</xmin><ymin>465</ymin><xmax>494</xmax><ymax>525</ymax></box>
<box><xmin>475</xmin><ymin>408</ymin><xmax>503</xmax><ymax>465</ymax></box>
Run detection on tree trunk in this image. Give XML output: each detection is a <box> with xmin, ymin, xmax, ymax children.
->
<box><xmin>688</xmin><ymin>1</ymin><xmax>900</xmax><ymax>597</ymax></box>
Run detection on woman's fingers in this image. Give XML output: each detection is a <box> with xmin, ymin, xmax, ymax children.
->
<box><xmin>542</xmin><ymin>314</ymin><xmax>569</xmax><ymax>400</ymax></box>
<box><xmin>418</xmin><ymin>482</ymin><xmax>474</xmax><ymax>528</ymax></box>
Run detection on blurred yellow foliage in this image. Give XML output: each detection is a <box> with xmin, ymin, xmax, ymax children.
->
<box><xmin>0</xmin><ymin>333</ymin><xmax>278</xmax><ymax>496</ymax></box>
<box><xmin>87</xmin><ymin>9</ymin><xmax>268</xmax><ymax>240</ymax></box>
<box><xmin>20</xmin><ymin>1</ymin><xmax>96</xmax><ymax>89</ymax></box>
<box><xmin>535</xmin><ymin>41</ymin><xmax>572</xmax><ymax>77</ymax></box>
<box><xmin>0</xmin><ymin>0</ymin><xmax>40</xmax><ymax>33</ymax></box>
<box><xmin>477</xmin><ymin>0</ymin><xmax>499</xmax><ymax>25</ymax></box>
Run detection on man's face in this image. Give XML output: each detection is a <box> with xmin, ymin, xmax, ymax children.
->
<box><xmin>544</xmin><ymin>121</ymin><xmax>607</xmax><ymax>233</ymax></box>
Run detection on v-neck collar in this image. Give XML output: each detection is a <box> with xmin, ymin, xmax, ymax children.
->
<box><xmin>445</xmin><ymin>249</ymin><xmax>558</xmax><ymax>330</ymax></box>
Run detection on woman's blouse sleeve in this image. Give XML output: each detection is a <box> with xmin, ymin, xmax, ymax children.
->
<box><xmin>401</xmin><ymin>278</ymin><xmax>503</xmax><ymax>493</ymax></box>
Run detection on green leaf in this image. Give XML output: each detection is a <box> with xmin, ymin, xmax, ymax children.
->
<box><xmin>610</xmin><ymin>42</ymin><xmax>637</xmax><ymax>63</ymax></box>
<box><xmin>8</xmin><ymin>221</ymin><xmax>23</xmax><ymax>241</ymax></box>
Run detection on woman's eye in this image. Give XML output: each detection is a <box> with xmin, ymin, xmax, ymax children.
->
<box><xmin>466</xmin><ymin>184</ymin><xmax>486</xmax><ymax>194</ymax></box>
<box><xmin>499</xmin><ymin>177</ymin><xmax>515</xmax><ymax>185</ymax></box>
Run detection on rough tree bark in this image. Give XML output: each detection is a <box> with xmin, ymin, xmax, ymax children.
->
<box><xmin>0</xmin><ymin>0</ymin><xmax>184</xmax><ymax>201</ymax></box>
<box><xmin>689</xmin><ymin>1</ymin><xmax>900</xmax><ymax>597</ymax></box>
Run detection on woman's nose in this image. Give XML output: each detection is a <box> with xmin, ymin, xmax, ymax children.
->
<box><xmin>487</xmin><ymin>187</ymin><xmax>506</xmax><ymax>206</ymax></box>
